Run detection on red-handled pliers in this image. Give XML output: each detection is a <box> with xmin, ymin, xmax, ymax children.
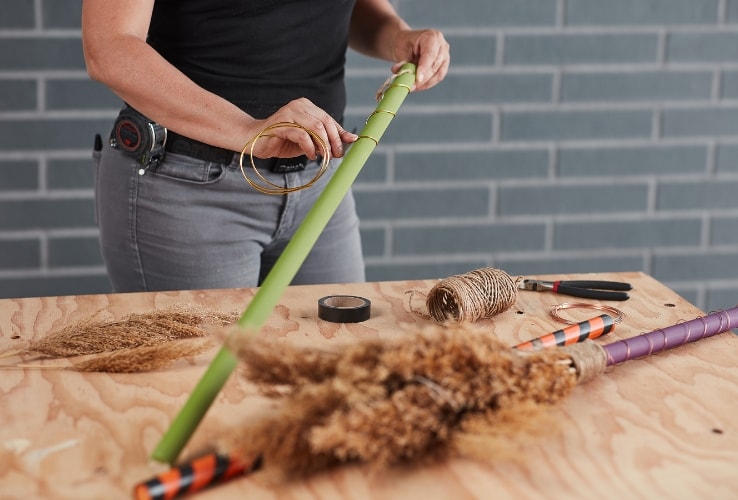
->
<box><xmin>519</xmin><ymin>279</ymin><xmax>632</xmax><ymax>301</ymax></box>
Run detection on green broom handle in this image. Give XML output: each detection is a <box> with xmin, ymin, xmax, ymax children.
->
<box><xmin>151</xmin><ymin>63</ymin><xmax>416</xmax><ymax>465</ymax></box>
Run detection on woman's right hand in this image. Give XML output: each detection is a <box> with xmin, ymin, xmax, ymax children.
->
<box><xmin>245</xmin><ymin>98</ymin><xmax>358</xmax><ymax>160</ymax></box>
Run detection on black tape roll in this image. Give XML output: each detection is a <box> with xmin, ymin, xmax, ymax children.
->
<box><xmin>318</xmin><ymin>295</ymin><xmax>371</xmax><ymax>323</ymax></box>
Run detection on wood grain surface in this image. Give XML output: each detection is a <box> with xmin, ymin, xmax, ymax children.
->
<box><xmin>0</xmin><ymin>272</ymin><xmax>736</xmax><ymax>499</ymax></box>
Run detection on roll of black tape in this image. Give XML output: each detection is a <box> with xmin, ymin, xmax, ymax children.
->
<box><xmin>318</xmin><ymin>295</ymin><xmax>371</xmax><ymax>323</ymax></box>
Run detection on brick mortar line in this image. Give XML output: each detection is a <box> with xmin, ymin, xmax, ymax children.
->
<box><xmin>651</xmin><ymin>108</ymin><xmax>662</xmax><ymax>141</ymax></box>
<box><xmin>0</xmin><ymin>228</ymin><xmax>99</xmax><ymax>239</ymax></box>
<box><xmin>355</xmin><ymin>175</ymin><xmax>738</xmax><ymax>191</ymax></box>
<box><xmin>39</xmin><ymin>231</ymin><xmax>49</xmax><ymax>269</ymax></box>
<box><xmin>706</xmin><ymin>139</ymin><xmax>718</xmax><ymax>173</ymax></box>
<box><xmin>33</xmin><ymin>0</ymin><xmax>42</xmax><ymax>28</ymax></box>
<box><xmin>657</xmin><ymin>28</ymin><xmax>668</xmax><ymax>64</ymax></box>
<box><xmin>712</xmin><ymin>68</ymin><xmax>723</xmax><ymax>101</ymax></box>
<box><xmin>497</xmin><ymin>137</ymin><xmax>738</xmax><ymax>148</ymax></box>
<box><xmin>719</xmin><ymin>0</ymin><xmax>729</xmax><ymax>24</ymax></box>
<box><xmin>556</xmin><ymin>0</ymin><xmax>565</xmax><ymax>28</ymax></box>
<box><xmin>439</xmin><ymin>25</ymin><xmax>738</xmax><ymax>36</ymax></box>
<box><xmin>669</xmin><ymin>278</ymin><xmax>738</xmax><ymax>289</ymax></box>
<box><xmin>4</xmin><ymin>25</ymin><xmax>738</xmax><ymax>40</ymax></box>
<box><xmin>0</xmin><ymin>71</ymin><xmax>91</xmax><ymax>78</ymax></box>
<box><xmin>0</xmin><ymin>30</ymin><xmax>81</xmax><ymax>38</ymax></box>
<box><xmin>0</xmin><ymin>63</ymin><xmax>715</xmax><ymax>79</ymax></box>
<box><xmin>358</xmin><ymin>213</ymin><xmax>738</xmax><ymax>228</ymax></box>
<box><xmin>0</xmin><ymin>110</ymin><xmax>119</xmax><ymax>119</ymax></box>
<box><xmin>495</xmin><ymin>249</ymin><xmax>645</xmax><ymax>260</ymax></box>
<box><xmin>1</xmin><ymin>149</ymin><xmax>97</xmax><ymax>156</ymax></box>
<box><xmin>651</xmin><ymin>247</ymin><xmax>738</xmax><ymax>257</ymax></box>
<box><xmin>346</xmin><ymin>101</ymin><xmax>738</xmax><ymax>115</ymax></box>
<box><xmin>500</xmin><ymin>100</ymin><xmax>738</xmax><ymax>111</ymax></box>
<box><xmin>435</xmin><ymin>65</ymin><xmax>738</xmax><ymax>74</ymax></box>
<box><xmin>18</xmin><ymin>139</ymin><xmax>736</xmax><ymax>157</ymax></box>
<box><xmin>702</xmin><ymin>213</ymin><xmax>713</xmax><ymax>248</ymax></box>
<box><xmin>363</xmin><ymin>256</ymin><xmax>489</xmax><ymax>265</ymax></box>
<box><xmin>366</xmin><ymin>248</ymin><xmax>650</xmax><ymax>262</ymax></box>
<box><xmin>0</xmin><ymin>267</ymin><xmax>107</xmax><ymax>278</ymax></box>
<box><xmin>375</xmin><ymin>213</ymin><xmax>724</xmax><ymax>228</ymax></box>
<box><xmin>0</xmin><ymin>190</ymin><xmax>93</xmax><ymax>200</ymax></box>
<box><xmin>391</xmin><ymin>137</ymin><xmax>738</xmax><ymax>152</ymax></box>
<box><xmin>368</xmin><ymin>247</ymin><xmax>736</xmax><ymax>263</ymax></box>
<box><xmin>367</xmin><ymin>213</ymin><xmax>738</xmax><ymax>227</ymax></box>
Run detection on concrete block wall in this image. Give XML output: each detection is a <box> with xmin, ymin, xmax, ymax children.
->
<box><xmin>1</xmin><ymin>0</ymin><xmax>738</xmax><ymax>312</ymax></box>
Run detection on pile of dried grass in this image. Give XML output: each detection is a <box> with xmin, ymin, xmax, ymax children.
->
<box><xmin>3</xmin><ymin>305</ymin><xmax>237</xmax><ymax>372</ymax></box>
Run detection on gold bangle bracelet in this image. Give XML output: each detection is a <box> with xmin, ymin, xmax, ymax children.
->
<box><xmin>239</xmin><ymin>122</ymin><xmax>331</xmax><ymax>195</ymax></box>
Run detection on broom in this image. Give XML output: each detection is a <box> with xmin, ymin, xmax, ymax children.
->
<box><xmin>219</xmin><ymin>306</ymin><xmax>738</xmax><ymax>477</ymax></box>
<box><xmin>133</xmin><ymin>306</ymin><xmax>737</xmax><ymax>499</ymax></box>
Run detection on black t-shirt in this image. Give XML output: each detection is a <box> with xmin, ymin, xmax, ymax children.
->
<box><xmin>148</xmin><ymin>0</ymin><xmax>357</xmax><ymax>121</ymax></box>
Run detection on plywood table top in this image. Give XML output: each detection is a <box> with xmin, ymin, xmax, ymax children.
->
<box><xmin>1</xmin><ymin>272</ymin><xmax>736</xmax><ymax>499</ymax></box>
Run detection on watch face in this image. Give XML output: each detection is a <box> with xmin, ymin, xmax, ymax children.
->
<box><xmin>115</xmin><ymin>118</ymin><xmax>143</xmax><ymax>152</ymax></box>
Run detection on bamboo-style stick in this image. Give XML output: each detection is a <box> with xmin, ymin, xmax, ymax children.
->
<box><xmin>603</xmin><ymin>305</ymin><xmax>738</xmax><ymax>365</ymax></box>
<box><xmin>150</xmin><ymin>64</ymin><xmax>417</xmax><ymax>465</ymax></box>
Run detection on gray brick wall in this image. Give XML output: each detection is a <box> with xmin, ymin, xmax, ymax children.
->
<box><xmin>1</xmin><ymin>0</ymin><xmax>738</xmax><ymax>313</ymax></box>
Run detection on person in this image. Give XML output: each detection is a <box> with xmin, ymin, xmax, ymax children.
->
<box><xmin>81</xmin><ymin>0</ymin><xmax>450</xmax><ymax>293</ymax></box>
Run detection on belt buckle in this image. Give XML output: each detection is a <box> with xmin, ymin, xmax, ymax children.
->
<box><xmin>270</xmin><ymin>156</ymin><xmax>308</xmax><ymax>173</ymax></box>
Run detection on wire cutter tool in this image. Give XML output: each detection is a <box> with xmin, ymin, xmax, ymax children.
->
<box><xmin>519</xmin><ymin>279</ymin><xmax>632</xmax><ymax>301</ymax></box>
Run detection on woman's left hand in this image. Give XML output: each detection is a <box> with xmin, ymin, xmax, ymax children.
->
<box><xmin>392</xmin><ymin>29</ymin><xmax>450</xmax><ymax>91</ymax></box>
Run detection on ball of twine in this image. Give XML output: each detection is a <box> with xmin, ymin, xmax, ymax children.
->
<box><xmin>425</xmin><ymin>267</ymin><xmax>521</xmax><ymax>324</ymax></box>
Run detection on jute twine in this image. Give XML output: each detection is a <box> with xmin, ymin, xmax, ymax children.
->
<box><xmin>559</xmin><ymin>340</ymin><xmax>609</xmax><ymax>383</ymax></box>
<box><xmin>423</xmin><ymin>267</ymin><xmax>522</xmax><ymax>324</ymax></box>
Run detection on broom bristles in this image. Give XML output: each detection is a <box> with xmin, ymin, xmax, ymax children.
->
<box><xmin>224</xmin><ymin>325</ymin><xmax>579</xmax><ymax>478</ymax></box>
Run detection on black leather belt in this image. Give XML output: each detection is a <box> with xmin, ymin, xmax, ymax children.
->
<box><xmin>165</xmin><ymin>130</ymin><xmax>308</xmax><ymax>173</ymax></box>
<box><xmin>165</xmin><ymin>131</ymin><xmax>234</xmax><ymax>164</ymax></box>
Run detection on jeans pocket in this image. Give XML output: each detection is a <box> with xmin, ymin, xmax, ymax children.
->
<box><xmin>152</xmin><ymin>153</ymin><xmax>228</xmax><ymax>184</ymax></box>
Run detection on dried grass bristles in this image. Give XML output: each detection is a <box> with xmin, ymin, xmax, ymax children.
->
<box><xmin>71</xmin><ymin>337</ymin><xmax>218</xmax><ymax>373</ymax></box>
<box><xmin>224</xmin><ymin>325</ymin><xmax>579</xmax><ymax>477</ymax></box>
<box><xmin>4</xmin><ymin>305</ymin><xmax>237</xmax><ymax>373</ymax></box>
<box><xmin>22</xmin><ymin>305</ymin><xmax>237</xmax><ymax>359</ymax></box>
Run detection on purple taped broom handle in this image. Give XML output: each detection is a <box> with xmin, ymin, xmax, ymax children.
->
<box><xmin>603</xmin><ymin>306</ymin><xmax>738</xmax><ymax>366</ymax></box>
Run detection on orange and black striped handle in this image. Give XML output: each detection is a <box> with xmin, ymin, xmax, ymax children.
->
<box><xmin>133</xmin><ymin>453</ymin><xmax>261</xmax><ymax>500</ymax></box>
<box><xmin>513</xmin><ymin>314</ymin><xmax>615</xmax><ymax>351</ymax></box>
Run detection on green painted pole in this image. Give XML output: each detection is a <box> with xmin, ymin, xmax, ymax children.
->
<box><xmin>150</xmin><ymin>63</ymin><xmax>416</xmax><ymax>465</ymax></box>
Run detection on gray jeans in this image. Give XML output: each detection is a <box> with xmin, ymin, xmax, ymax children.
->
<box><xmin>92</xmin><ymin>143</ymin><xmax>365</xmax><ymax>292</ymax></box>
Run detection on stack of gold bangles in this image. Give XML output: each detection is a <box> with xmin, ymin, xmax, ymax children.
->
<box><xmin>239</xmin><ymin>122</ymin><xmax>331</xmax><ymax>195</ymax></box>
